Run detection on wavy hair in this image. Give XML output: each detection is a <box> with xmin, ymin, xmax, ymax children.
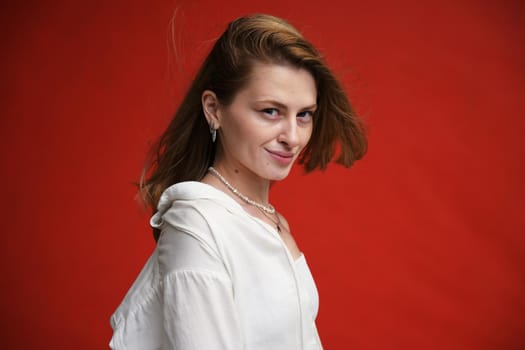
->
<box><xmin>140</xmin><ymin>14</ymin><xmax>368</xmax><ymax>241</ymax></box>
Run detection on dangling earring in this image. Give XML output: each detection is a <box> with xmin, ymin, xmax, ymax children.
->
<box><xmin>209</xmin><ymin>123</ymin><xmax>217</xmax><ymax>143</ymax></box>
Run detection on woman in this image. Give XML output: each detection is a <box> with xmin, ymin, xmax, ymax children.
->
<box><xmin>110</xmin><ymin>14</ymin><xmax>367</xmax><ymax>350</ymax></box>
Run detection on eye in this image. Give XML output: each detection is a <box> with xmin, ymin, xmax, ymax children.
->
<box><xmin>261</xmin><ymin>108</ymin><xmax>279</xmax><ymax>117</ymax></box>
<box><xmin>297</xmin><ymin>110</ymin><xmax>314</xmax><ymax>123</ymax></box>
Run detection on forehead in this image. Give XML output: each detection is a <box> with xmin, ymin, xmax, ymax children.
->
<box><xmin>234</xmin><ymin>62</ymin><xmax>317</xmax><ymax>107</ymax></box>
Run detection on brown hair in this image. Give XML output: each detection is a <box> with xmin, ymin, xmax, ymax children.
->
<box><xmin>141</xmin><ymin>14</ymin><xmax>367</xmax><ymax>240</ymax></box>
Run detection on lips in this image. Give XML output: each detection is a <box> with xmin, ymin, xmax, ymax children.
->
<box><xmin>267</xmin><ymin>150</ymin><xmax>294</xmax><ymax>158</ymax></box>
<box><xmin>265</xmin><ymin>149</ymin><xmax>295</xmax><ymax>165</ymax></box>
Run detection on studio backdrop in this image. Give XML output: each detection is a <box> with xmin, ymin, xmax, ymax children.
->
<box><xmin>1</xmin><ymin>0</ymin><xmax>524</xmax><ymax>349</ymax></box>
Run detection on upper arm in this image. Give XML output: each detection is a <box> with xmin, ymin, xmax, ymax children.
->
<box><xmin>156</xmin><ymin>203</ymin><xmax>243</xmax><ymax>349</ymax></box>
<box><xmin>162</xmin><ymin>270</ymin><xmax>242</xmax><ymax>349</ymax></box>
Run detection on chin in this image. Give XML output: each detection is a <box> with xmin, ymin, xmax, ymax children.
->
<box><xmin>266</xmin><ymin>167</ymin><xmax>293</xmax><ymax>181</ymax></box>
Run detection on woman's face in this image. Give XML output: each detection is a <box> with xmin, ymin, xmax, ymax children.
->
<box><xmin>215</xmin><ymin>62</ymin><xmax>317</xmax><ymax>181</ymax></box>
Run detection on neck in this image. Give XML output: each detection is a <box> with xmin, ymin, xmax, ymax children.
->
<box><xmin>208</xmin><ymin>161</ymin><xmax>270</xmax><ymax>206</ymax></box>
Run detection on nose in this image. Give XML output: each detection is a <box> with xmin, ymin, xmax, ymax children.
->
<box><xmin>277</xmin><ymin>116</ymin><xmax>300</xmax><ymax>148</ymax></box>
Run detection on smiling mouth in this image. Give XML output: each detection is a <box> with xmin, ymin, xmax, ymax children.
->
<box><xmin>265</xmin><ymin>149</ymin><xmax>295</xmax><ymax>165</ymax></box>
<box><xmin>267</xmin><ymin>150</ymin><xmax>294</xmax><ymax>158</ymax></box>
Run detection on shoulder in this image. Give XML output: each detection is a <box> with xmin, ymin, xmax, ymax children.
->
<box><xmin>157</xmin><ymin>199</ymin><xmax>226</xmax><ymax>249</ymax></box>
<box><xmin>162</xmin><ymin>200</ymin><xmax>212</xmax><ymax>230</ymax></box>
<box><xmin>156</xmin><ymin>202</ymin><xmax>227</xmax><ymax>278</ymax></box>
<box><xmin>150</xmin><ymin>181</ymin><xmax>240</xmax><ymax>231</ymax></box>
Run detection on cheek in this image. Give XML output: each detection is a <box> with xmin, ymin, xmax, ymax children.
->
<box><xmin>221</xmin><ymin>111</ymin><xmax>265</xmax><ymax>149</ymax></box>
<box><xmin>231</xmin><ymin>117</ymin><xmax>273</xmax><ymax>144</ymax></box>
<box><xmin>220</xmin><ymin>110</ymin><xmax>247</xmax><ymax>139</ymax></box>
<box><xmin>301</xmin><ymin>125</ymin><xmax>314</xmax><ymax>146</ymax></box>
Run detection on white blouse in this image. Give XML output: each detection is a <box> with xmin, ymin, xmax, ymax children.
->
<box><xmin>110</xmin><ymin>182</ymin><xmax>323</xmax><ymax>350</ymax></box>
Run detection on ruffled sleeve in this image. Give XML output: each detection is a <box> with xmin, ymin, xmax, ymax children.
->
<box><xmin>162</xmin><ymin>270</ymin><xmax>242</xmax><ymax>349</ymax></box>
<box><xmin>156</xmin><ymin>202</ymin><xmax>243</xmax><ymax>349</ymax></box>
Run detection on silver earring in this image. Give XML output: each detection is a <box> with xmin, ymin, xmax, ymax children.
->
<box><xmin>209</xmin><ymin>123</ymin><xmax>217</xmax><ymax>143</ymax></box>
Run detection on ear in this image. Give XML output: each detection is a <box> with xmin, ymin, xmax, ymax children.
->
<box><xmin>202</xmin><ymin>90</ymin><xmax>221</xmax><ymax>128</ymax></box>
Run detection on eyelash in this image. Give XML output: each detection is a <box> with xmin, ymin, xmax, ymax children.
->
<box><xmin>261</xmin><ymin>108</ymin><xmax>314</xmax><ymax>122</ymax></box>
<box><xmin>298</xmin><ymin>111</ymin><xmax>314</xmax><ymax>119</ymax></box>
<box><xmin>262</xmin><ymin>108</ymin><xmax>279</xmax><ymax>116</ymax></box>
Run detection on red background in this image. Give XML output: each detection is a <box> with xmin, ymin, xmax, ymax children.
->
<box><xmin>1</xmin><ymin>0</ymin><xmax>524</xmax><ymax>349</ymax></box>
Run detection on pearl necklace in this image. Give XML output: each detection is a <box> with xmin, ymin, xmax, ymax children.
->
<box><xmin>208</xmin><ymin>167</ymin><xmax>276</xmax><ymax>214</ymax></box>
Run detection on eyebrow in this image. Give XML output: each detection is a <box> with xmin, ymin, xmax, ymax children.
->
<box><xmin>255</xmin><ymin>99</ymin><xmax>318</xmax><ymax>111</ymax></box>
